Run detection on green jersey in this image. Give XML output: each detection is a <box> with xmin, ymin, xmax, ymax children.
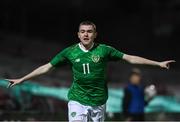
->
<box><xmin>50</xmin><ymin>43</ymin><xmax>124</xmax><ymax>106</ymax></box>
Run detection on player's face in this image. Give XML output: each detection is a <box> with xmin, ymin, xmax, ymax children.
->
<box><xmin>78</xmin><ymin>25</ymin><xmax>97</xmax><ymax>46</ymax></box>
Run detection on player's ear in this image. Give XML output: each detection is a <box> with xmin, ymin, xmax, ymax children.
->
<box><xmin>77</xmin><ymin>32</ymin><xmax>80</xmax><ymax>38</ymax></box>
<box><xmin>94</xmin><ymin>32</ymin><xmax>97</xmax><ymax>38</ymax></box>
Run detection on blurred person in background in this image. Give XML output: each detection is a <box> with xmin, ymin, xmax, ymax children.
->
<box><xmin>122</xmin><ymin>68</ymin><xmax>156</xmax><ymax>121</ymax></box>
<box><xmin>4</xmin><ymin>21</ymin><xmax>174</xmax><ymax>122</ymax></box>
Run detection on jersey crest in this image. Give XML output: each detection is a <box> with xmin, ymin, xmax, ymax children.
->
<box><xmin>91</xmin><ymin>55</ymin><xmax>100</xmax><ymax>63</ymax></box>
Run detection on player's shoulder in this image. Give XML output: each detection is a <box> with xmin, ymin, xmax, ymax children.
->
<box><xmin>97</xmin><ymin>43</ymin><xmax>114</xmax><ymax>49</ymax></box>
<box><xmin>63</xmin><ymin>43</ymin><xmax>79</xmax><ymax>51</ymax></box>
<box><xmin>68</xmin><ymin>43</ymin><xmax>79</xmax><ymax>49</ymax></box>
<box><xmin>57</xmin><ymin>43</ymin><xmax>79</xmax><ymax>55</ymax></box>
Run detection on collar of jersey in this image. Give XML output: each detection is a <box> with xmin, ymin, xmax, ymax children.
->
<box><xmin>78</xmin><ymin>42</ymin><xmax>94</xmax><ymax>52</ymax></box>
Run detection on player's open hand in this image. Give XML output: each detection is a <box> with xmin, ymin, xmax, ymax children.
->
<box><xmin>5</xmin><ymin>79</ymin><xmax>23</xmax><ymax>88</ymax></box>
<box><xmin>159</xmin><ymin>60</ymin><xmax>176</xmax><ymax>69</ymax></box>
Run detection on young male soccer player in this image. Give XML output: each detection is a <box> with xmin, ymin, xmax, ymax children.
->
<box><xmin>5</xmin><ymin>21</ymin><xmax>175</xmax><ymax>122</ymax></box>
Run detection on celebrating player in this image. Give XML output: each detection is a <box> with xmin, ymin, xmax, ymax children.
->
<box><xmin>5</xmin><ymin>21</ymin><xmax>175</xmax><ymax>122</ymax></box>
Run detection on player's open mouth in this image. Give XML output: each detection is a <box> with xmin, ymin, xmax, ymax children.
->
<box><xmin>83</xmin><ymin>38</ymin><xmax>89</xmax><ymax>41</ymax></box>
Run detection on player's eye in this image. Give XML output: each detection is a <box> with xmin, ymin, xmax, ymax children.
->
<box><xmin>87</xmin><ymin>30</ymin><xmax>93</xmax><ymax>33</ymax></box>
<box><xmin>80</xmin><ymin>30</ymin><xmax>85</xmax><ymax>33</ymax></box>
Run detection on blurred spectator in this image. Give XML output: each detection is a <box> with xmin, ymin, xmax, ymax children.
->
<box><xmin>122</xmin><ymin>68</ymin><xmax>155</xmax><ymax>121</ymax></box>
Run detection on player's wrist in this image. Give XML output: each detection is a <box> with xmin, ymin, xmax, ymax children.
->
<box><xmin>19</xmin><ymin>78</ymin><xmax>25</xmax><ymax>83</ymax></box>
<box><xmin>155</xmin><ymin>61</ymin><xmax>161</xmax><ymax>67</ymax></box>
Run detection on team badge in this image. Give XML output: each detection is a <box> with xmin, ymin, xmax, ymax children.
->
<box><xmin>92</xmin><ymin>55</ymin><xmax>100</xmax><ymax>63</ymax></box>
<box><xmin>71</xmin><ymin>112</ymin><xmax>76</xmax><ymax>117</ymax></box>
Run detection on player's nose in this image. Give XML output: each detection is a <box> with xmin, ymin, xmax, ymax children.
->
<box><xmin>84</xmin><ymin>32</ymin><xmax>88</xmax><ymax>36</ymax></box>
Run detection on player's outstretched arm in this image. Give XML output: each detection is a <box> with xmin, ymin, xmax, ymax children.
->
<box><xmin>6</xmin><ymin>63</ymin><xmax>53</xmax><ymax>88</ymax></box>
<box><xmin>123</xmin><ymin>54</ymin><xmax>175</xmax><ymax>69</ymax></box>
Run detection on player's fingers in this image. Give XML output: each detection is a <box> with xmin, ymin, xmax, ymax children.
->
<box><xmin>5</xmin><ymin>79</ymin><xmax>15</xmax><ymax>83</ymax></box>
<box><xmin>5</xmin><ymin>79</ymin><xmax>18</xmax><ymax>88</ymax></box>
<box><xmin>163</xmin><ymin>63</ymin><xmax>169</xmax><ymax>69</ymax></box>
<box><xmin>7</xmin><ymin>82</ymin><xmax>13</xmax><ymax>88</ymax></box>
<box><xmin>9</xmin><ymin>83</ymin><xmax>16</xmax><ymax>88</ymax></box>
<box><xmin>167</xmin><ymin>60</ymin><xmax>176</xmax><ymax>63</ymax></box>
<box><xmin>5</xmin><ymin>79</ymin><xmax>16</xmax><ymax>82</ymax></box>
<box><xmin>10</xmin><ymin>83</ymin><xmax>16</xmax><ymax>88</ymax></box>
<box><xmin>5</xmin><ymin>79</ymin><xmax>14</xmax><ymax>84</ymax></box>
<box><xmin>7</xmin><ymin>83</ymin><xmax>10</xmax><ymax>88</ymax></box>
<box><xmin>5</xmin><ymin>79</ymin><xmax>10</xmax><ymax>81</ymax></box>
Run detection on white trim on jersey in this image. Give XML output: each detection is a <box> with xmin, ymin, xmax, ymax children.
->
<box><xmin>79</xmin><ymin>42</ymin><xmax>94</xmax><ymax>52</ymax></box>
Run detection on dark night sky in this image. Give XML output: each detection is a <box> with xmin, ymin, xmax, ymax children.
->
<box><xmin>0</xmin><ymin>0</ymin><xmax>179</xmax><ymax>68</ymax></box>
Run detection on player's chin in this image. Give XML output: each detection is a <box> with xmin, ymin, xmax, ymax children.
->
<box><xmin>81</xmin><ymin>41</ymin><xmax>91</xmax><ymax>45</ymax></box>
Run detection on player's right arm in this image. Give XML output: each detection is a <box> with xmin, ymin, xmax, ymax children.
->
<box><xmin>6</xmin><ymin>45</ymin><xmax>71</xmax><ymax>88</ymax></box>
<box><xmin>6</xmin><ymin>63</ymin><xmax>53</xmax><ymax>88</ymax></box>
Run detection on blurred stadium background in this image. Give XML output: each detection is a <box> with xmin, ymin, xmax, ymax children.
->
<box><xmin>0</xmin><ymin>0</ymin><xmax>180</xmax><ymax>121</ymax></box>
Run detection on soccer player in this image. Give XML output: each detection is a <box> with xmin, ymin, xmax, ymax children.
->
<box><xmin>5</xmin><ymin>21</ymin><xmax>175</xmax><ymax>122</ymax></box>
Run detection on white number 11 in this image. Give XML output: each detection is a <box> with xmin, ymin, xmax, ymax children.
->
<box><xmin>82</xmin><ymin>63</ymin><xmax>90</xmax><ymax>74</ymax></box>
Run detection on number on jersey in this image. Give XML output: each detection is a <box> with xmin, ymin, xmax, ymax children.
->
<box><xmin>82</xmin><ymin>63</ymin><xmax>90</xmax><ymax>74</ymax></box>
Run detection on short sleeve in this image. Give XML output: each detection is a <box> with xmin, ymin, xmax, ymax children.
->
<box><xmin>106</xmin><ymin>45</ymin><xmax>124</xmax><ymax>61</ymax></box>
<box><xmin>50</xmin><ymin>47</ymin><xmax>70</xmax><ymax>67</ymax></box>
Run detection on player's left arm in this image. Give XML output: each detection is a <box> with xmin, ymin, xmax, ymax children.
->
<box><xmin>122</xmin><ymin>54</ymin><xmax>175</xmax><ymax>69</ymax></box>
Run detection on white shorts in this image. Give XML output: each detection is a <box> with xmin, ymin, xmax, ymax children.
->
<box><xmin>68</xmin><ymin>100</ymin><xmax>106</xmax><ymax>122</ymax></box>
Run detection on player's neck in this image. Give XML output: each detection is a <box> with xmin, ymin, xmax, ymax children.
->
<box><xmin>80</xmin><ymin>42</ymin><xmax>94</xmax><ymax>51</ymax></box>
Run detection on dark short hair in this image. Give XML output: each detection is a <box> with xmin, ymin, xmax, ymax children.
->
<box><xmin>79</xmin><ymin>21</ymin><xmax>96</xmax><ymax>31</ymax></box>
<box><xmin>129</xmin><ymin>68</ymin><xmax>142</xmax><ymax>77</ymax></box>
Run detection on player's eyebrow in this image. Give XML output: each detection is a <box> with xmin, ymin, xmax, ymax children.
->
<box><xmin>79</xmin><ymin>29</ymin><xmax>85</xmax><ymax>32</ymax></box>
<box><xmin>79</xmin><ymin>29</ymin><xmax>94</xmax><ymax>33</ymax></box>
<box><xmin>87</xmin><ymin>30</ymin><xmax>93</xmax><ymax>33</ymax></box>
